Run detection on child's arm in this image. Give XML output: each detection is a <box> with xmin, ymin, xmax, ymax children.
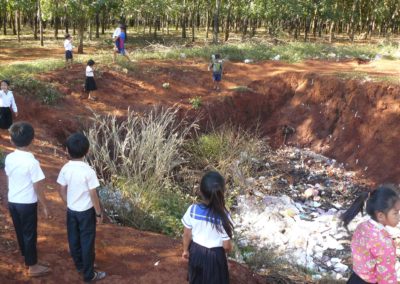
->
<box><xmin>89</xmin><ymin>188</ymin><xmax>103</xmax><ymax>224</ymax></box>
<box><xmin>10</xmin><ymin>92</ymin><xmax>18</xmax><ymax>117</ymax></box>
<box><xmin>223</xmin><ymin>240</ymin><xmax>232</xmax><ymax>253</ymax></box>
<box><xmin>33</xmin><ymin>181</ymin><xmax>50</xmax><ymax>218</ymax></box>
<box><xmin>182</xmin><ymin>227</ymin><xmax>192</xmax><ymax>260</ymax></box>
<box><xmin>59</xmin><ymin>185</ymin><xmax>67</xmax><ymax>205</ymax></box>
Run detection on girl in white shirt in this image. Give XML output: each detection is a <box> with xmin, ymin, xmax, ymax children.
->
<box><xmin>0</xmin><ymin>80</ymin><xmax>18</xmax><ymax>129</ymax></box>
<box><xmin>84</xmin><ymin>59</ymin><xmax>97</xmax><ymax>101</ymax></box>
<box><xmin>182</xmin><ymin>171</ymin><xmax>233</xmax><ymax>284</ymax></box>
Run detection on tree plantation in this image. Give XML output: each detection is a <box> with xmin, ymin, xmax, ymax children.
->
<box><xmin>1</xmin><ymin>0</ymin><xmax>400</xmax><ymax>50</ymax></box>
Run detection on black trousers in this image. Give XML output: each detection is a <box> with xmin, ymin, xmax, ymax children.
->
<box><xmin>347</xmin><ymin>272</ymin><xmax>377</xmax><ymax>284</ymax></box>
<box><xmin>8</xmin><ymin>202</ymin><xmax>38</xmax><ymax>266</ymax></box>
<box><xmin>67</xmin><ymin>207</ymin><xmax>96</xmax><ymax>282</ymax></box>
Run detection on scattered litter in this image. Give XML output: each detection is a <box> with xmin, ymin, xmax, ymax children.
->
<box><xmin>244</xmin><ymin>59</ymin><xmax>254</xmax><ymax>64</ymax></box>
<box><xmin>233</xmin><ymin>146</ymin><xmax>373</xmax><ymax>279</ymax></box>
<box><xmin>154</xmin><ymin>261</ymin><xmax>160</xmax><ymax>266</ymax></box>
<box><xmin>162</xmin><ymin>82</ymin><xmax>170</xmax><ymax>89</ymax></box>
<box><xmin>272</xmin><ymin>55</ymin><xmax>281</xmax><ymax>61</ymax></box>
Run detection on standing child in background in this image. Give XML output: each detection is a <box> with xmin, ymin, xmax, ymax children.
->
<box><xmin>84</xmin><ymin>59</ymin><xmax>97</xmax><ymax>101</ymax></box>
<box><xmin>57</xmin><ymin>132</ymin><xmax>106</xmax><ymax>282</ymax></box>
<box><xmin>113</xmin><ymin>26</ymin><xmax>131</xmax><ymax>63</ymax></box>
<box><xmin>208</xmin><ymin>54</ymin><xmax>223</xmax><ymax>91</ymax></box>
<box><xmin>112</xmin><ymin>23</ymin><xmax>123</xmax><ymax>50</ymax></box>
<box><xmin>341</xmin><ymin>186</ymin><xmax>400</xmax><ymax>284</ymax></box>
<box><xmin>5</xmin><ymin>122</ymin><xmax>51</xmax><ymax>277</ymax></box>
<box><xmin>0</xmin><ymin>80</ymin><xmax>18</xmax><ymax>130</ymax></box>
<box><xmin>182</xmin><ymin>171</ymin><xmax>233</xmax><ymax>284</ymax></box>
<box><xmin>64</xmin><ymin>34</ymin><xmax>73</xmax><ymax>69</ymax></box>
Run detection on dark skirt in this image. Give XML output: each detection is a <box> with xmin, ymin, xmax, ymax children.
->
<box><xmin>0</xmin><ymin>107</ymin><xmax>12</xmax><ymax>129</ymax></box>
<box><xmin>188</xmin><ymin>242</ymin><xmax>229</xmax><ymax>284</ymax></box>
<box><xmin>85</xmin><ymin>77</ymin><xmax>97</xmax><ymax>92</ymax></box>
<box><xmin>347</xmin><ymin>272</ymin><xmax>376</xmax><ymax>284</ymax></box>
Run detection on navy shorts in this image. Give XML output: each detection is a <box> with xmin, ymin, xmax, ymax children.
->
<box><xmin>212</xmin><ymin>73</ymin><xmax>222</xmax><ymax>82</ymax></box>
<box><xmin>65</xmin><ymin>50</ymin><xmax>73</xmax><ymax>60</ymax></box>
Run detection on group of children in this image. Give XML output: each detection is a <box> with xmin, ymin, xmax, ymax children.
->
<box><xmin>4</xmin><ymin>122</ymin><xmax>106</xmax><ymax>281</ymax></box>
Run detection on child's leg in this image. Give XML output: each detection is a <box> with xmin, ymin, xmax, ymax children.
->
<box><xmin>19</xmin><ymin>203</ymin><xmax>38</xmax><ymax>267</ymax></box>
<box><xmin>67</xmin><ymin>209</ymin><xmax>84</xmax><ymax>271</ymax></box>
<box><xmin>78</xmin><ymin>208</ymin><xmax>96</xmax><ymax>282</ymax></box>
<box><xmin>8</xmin><ymin>202</ymin><xmax>27</xmax><ymax>257</ymax></box>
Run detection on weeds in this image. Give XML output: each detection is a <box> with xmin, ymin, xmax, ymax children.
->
<box><xmin>13</xmin><ymin>77</ymin><xmax>63</xmax><ymax>105</ymax></box>
<box><xmin>189</xmin><ymin>96</ymin><xmax>202</xmax><ymax>109</ymax></box>
<box><xmin>85</xmin><ymin>107</ymin><xmax>198</xmax><ymax>236</ymax></box>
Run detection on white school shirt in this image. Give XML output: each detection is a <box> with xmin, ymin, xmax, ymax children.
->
<box><xmin>64</xmin><ymin>39</ymin><xmax>72</xmax><ymax>51</ymax></box>
<box><xmin>182</xmin><ymin>204</ymin><xmax>230</xmax><ymax>248</ymax></box>
<box><xmin>0</xmin><ymin>90</ymin><xmax>18</xmax><ymax>112</ymax></box>
<box><xmin>5</xmin><ymin>149</ymin><xmax>45</xmax><ymax>204</ymax></box>
<box><xmin>57</xmin><ymin>160</ymin><xmax>100</xmax><ymax>212</ymax></box>
<box><xmin>112</xmin><ymin>27</ymin><xmax>121</xmax><ymax>39</ymax></box>
<box><xmin>86</xmin><ymin>66</ymin><xmax>94</xmax><ymax>77</ymax></box>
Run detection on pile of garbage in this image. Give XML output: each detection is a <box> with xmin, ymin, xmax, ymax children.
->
<box><xmin>232</xmin><ymin>146</ymin><xmax>382</xmax><ymax>280</ymax></box>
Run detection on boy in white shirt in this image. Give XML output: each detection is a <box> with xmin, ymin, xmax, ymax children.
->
<box><xmin>5</xmin><ymin>122</ymin><xmax>51</xmax><ymax>277</ymax></box>
<box><xmin>57</xmin><ymin>133</ymin><xmax>106</xmax><ymax>282</ymax></box>
<box><xmin>64</xmin><ymin>34</ymin><xmax>73</xmax><ymax>69</ymax></box>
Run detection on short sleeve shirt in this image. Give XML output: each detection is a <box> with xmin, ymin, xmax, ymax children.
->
<box><xmin>86</xmin><ymin>66</ymin><xmax>94</xmax><ymax>77</ymax></box>
<box><xmin>182</xmin><ymin>204</ymin><xmax>230</xmax><ymax>248</ymax></box>
<box><xmin>5</xmin><ymin>150</ymin><xmax>45</xmax><ymax>204</ymax></box>
<box><xmin>57</xmin><ymin>160</ymin><xmax>100</xmax><ymax>212</ymax></box>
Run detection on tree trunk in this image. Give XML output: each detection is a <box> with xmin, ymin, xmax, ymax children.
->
<box><xmin>212</xmin><ymin>0</ymin><xmax>221</xmax><ymax>43</ymax></box>
<box><xmin>101</xmin><ymin>10</ymin><xmax>105</xmax><ymax>35</ymax></box>
<box><xmin>329</xmin><ymin>20</ymin><xmax>335</xmax><ymax>43</ymax></box>
<box><xmin>95</xmin><ymin>12</ymin><xmax>100</xmax><ymax>38</ymax></box>
<box><xmin>224</xmin><ymin>0</ymin><xmax>231</xmax><ymax>41</ymax></box>
<box><xmin>191</xmin><ymin>0</ymin><xmax>196</xmax><ymax>42</ymax></box>
<box><xmin>15</xmin><ymin>10</ymin><xmax>20</xmax><ymax>42</ymax></box>
<box><xmin>54</xmin><ymin>1</ymin><xmax>59</xmax><ymax>39</ymax></box>
<box><xmin>205</xmin><ymin>5</ymin><xmax>210</xmax><ymax>39</ymax></box>
<box><xmin>89</xmin><ymin>19</ymin><xmax>92</xmax><ymax>40</ymax></box>
<box><xmin>11</xmin><ymin>12</ymin><xmax>16</xmax><ymax>35</ymax></box>
<box><xmin>181</xmin><ymin>0</ymin><xmax>187</xmax><ymax>38</ymax></box>
<box><xmin>38</xmin><ymin>0</ymin><xmax>44</xmax><ymax>46</ymax></box>
<box><xmin>2</xmin><ymin>9</ymin><xmax>6</xmax><ymax>35</ymax></box>
<box><xmin>77</xmin><ymin>0</ymin><xmax>85</xmax><ymax>54</ymax></box>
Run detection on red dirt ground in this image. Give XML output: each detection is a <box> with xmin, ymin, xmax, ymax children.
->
<box><xmin>2</xmin><ymin>48</ymin><xmax>400</xmax><ymax>283</ymax></box>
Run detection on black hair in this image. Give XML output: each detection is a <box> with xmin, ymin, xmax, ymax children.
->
<box><xmin>200</xmin><ymin>171</ymin><xmax>234</xmax><ymax>238</ymax></box>
<box><xmin>341</xmin><ymin>185</ymin><xmax>399</xmax><ymax>228</ymax></box>
<box><xmin>65</xmin><ymin>34</ymin><xmax>71</xmax><ymax>39</ymax></box>
<box><xmin>87</xmin><ymin>59</ymin><xmax>95</xmax><ymax>66</ymax></box>
<box><xmin>9</xmin><ymin>122</ymin><xmax>34</xmax><ymax>147</ymax></box>
<box><xmin>1</xmin><ymin>80</ymin><xmax>10</xmax><ymax>86</ymax></box>
<box><xmin>66</xmin><ymin>132</ymin><xmax>90</xmax><ymax>159</ymax></box>
<box><xmin>215</xmin><ymin>54</ymin><xmax>221</xmax><ymax>59</ymax></box>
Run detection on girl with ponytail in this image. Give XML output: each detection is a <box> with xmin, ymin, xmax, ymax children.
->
<box><xmin>341</xmin><ymin>186</ymin><xmax>400</xmax><ymax>284</ymax></box>
<box><xmin>181</xmin><ymin>171</ymin><xmax>233</xmax><ymax>284</ymax></box>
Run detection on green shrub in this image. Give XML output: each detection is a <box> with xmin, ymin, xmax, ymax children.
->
<box><xmin>13</xmin><ymin>77</ymin><xmax>63</xmax><ymax>105</ymax></box>
<box><xmin>0</xmin><ymin>149</ymin><xmax>5</xmax><ymax>169</ymax></box>
<box><xmin>189</xmin><ymin>96</ymin><xmax>202</xmax><ymax>109</ymax></box>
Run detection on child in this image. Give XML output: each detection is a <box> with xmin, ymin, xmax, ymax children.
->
<box><xmin>181</xmin><ymin>171</ymin><xmax>233</xmax><ymax>284</ymax></box>
<box><xmin>64</xmin><ymin>34</ymin><xmax>73</xmax><ymax>69</ymax></box>
<box><xmin>5</xmin><ymin>122</ymin><xmax>51</xmax><ymax>277</ymax></box>
<box><xmin>0</xmin><ymin>80</ymin><xmax>18</xmax><ymax>129</ymax></box>
<box><xmin>341</xmin><ymin>186</ymin><xmax>400</xmax><ymax>284</ymax></box>
<box><xmin>208</xmin><ymin>54</ymin><xmax>223</xmax><ymax>91</ymax></box>
<box><xmin>113</xmin><ymin>26</ymin><xmax>131</xmax><ymax>63</ymax></box>
<box><xmin>57</xmin><ymin>132</ymin><xmax>106</xmax><ymax>282</ymax></box>
<box><xmin>84</xmin><ymin>59</ymin><xmax>97</xmax><ymax>101</ymax></box>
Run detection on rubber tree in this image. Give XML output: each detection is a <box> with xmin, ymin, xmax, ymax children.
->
<box><xmin>212</xmin><ymin>0</ymin><xmax>221</xmax><ymax>43</ymax></box>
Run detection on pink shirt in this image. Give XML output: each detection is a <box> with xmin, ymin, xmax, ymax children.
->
<box><xmin>351</xmin><ymin>219</ymin><xmax>397</xmax><ymax>284</ymax></box>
